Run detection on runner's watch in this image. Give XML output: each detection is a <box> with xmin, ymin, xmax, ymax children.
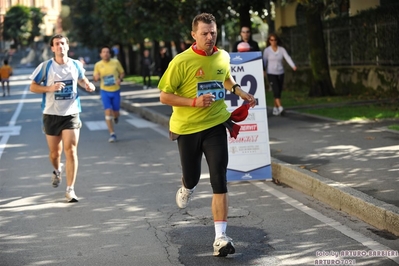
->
<box><xmin>231</xmin><ymin>84</ymin><xmax>240</xmax><ymax>95</ymax></box>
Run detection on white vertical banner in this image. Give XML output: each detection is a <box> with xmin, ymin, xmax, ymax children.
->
<box><xmin>226</xmin><ymin>52</ymin><xmax>272</xmax><ymax>182</ymax></box>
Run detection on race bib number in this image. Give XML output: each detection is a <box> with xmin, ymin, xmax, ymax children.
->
<box><xmin>54</xmin><ymin>80</ymin><xmax>73</xmax><ymax>100</ymax></box>
<box><xmin>197</xmin><ymin>81</ymin><xmax>225</xmax><ymax>100</ymax></box>
<box><xmin>103</xmin><ymin>75</ymin><xmax>116</xmax><ymax>86</ymax></box>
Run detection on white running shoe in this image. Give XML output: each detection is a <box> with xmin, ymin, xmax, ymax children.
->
<box><xmin>272</xmin><ymin>107</ymin><xmax>279</xmax><ymax>116</ymax></box>
<box><xmin>278</xmin><ymin>106</ymin><xmax>284</xmax><ymax>115</ymax></box>
<box><xmin>176</xmin><ymin>186</ymin><xmax>194</xmax><ymax>209</ymax></box>
<box><xmin>51</xmin><ymin>163</ymin><xmax>64</xmax><ymax>188</ymax></box>
<box><xmin>213</xmin><ymin>233</ymin><xmax>235</xmax><ymax>257</ymax></box>
<box><xmin>65</xmin><ymin>188</ymin><xmax>79</xmax><ymax>203</ymax></box>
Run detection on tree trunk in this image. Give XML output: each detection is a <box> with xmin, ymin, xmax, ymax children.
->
<box><xmin>165</xmin><ymin>41</ymin><xmax>172</xmax><ymax>59</ymax></box>
<box><xmin>265</xmin><ymin>1</ymin><xmax>275</xmax><ymax>33</ymax></box>
<box><xmin>173</xmin><ymin>38</ymin><xmax>183</xmax><ymax>54</ymax></box>
<box><xmin>153</xmin><ymin>40</ymin><xmax>160</xmax><ymax>63</ymax></box>
<box><xmin>127</xmin><ymin>45</ymin><xmax>135</xmax><ymax>75</ymax></box>
<box><xmin>305</xmin><ymin>4</ymin><xmax>335</xmax><ymax>97</ymax></box>
<box><xmin>238</xmin><ymin>3</ymin><xmax>251</xmax><ymax>28</ymax></box>
<box><xmin>117</xmin><ymin>43</ymin><xmax>127</xmax><ymax>73</ymax></box>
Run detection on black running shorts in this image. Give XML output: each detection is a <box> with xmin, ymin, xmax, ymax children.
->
<box><xmin>42</xmin><ymin>113</ymin><xmax>82</xmax><ymax>136</ymax></box>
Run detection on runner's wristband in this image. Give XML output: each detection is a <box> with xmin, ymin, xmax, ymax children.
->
<box><xmin>191</xmin><ymin>97</ymin><xmax>197</xmax><ymax>107</ymax></box>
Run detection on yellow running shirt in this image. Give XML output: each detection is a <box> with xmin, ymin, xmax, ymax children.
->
<box><xmin>158</xmin><ymin>45</ymin><xmax>231</xmax><ymax>135</ymax></box>
<box><xmin>93</xmin><ymin>59</ymin><xmax>124</xmax><ymax>92</ymax></box>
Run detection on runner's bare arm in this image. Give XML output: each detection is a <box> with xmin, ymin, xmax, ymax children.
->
<box><xmin>224</xmin><ymin>76</ymin><xmax>256</xmax><ymax>107</ymax></box>
<box><xmin>160</xmin><ymin>91</ymin><xmax>214</xmax><ymax>107</ymax></box>
<box><xmin>78</xmin><ymin>77</ymin><xmax>95</xmax><ymax>92</ymax></box>
<box><xmin>30</xmin><ymin>80</ymin><xmax>64</xmax><ymax>93</ymax></box>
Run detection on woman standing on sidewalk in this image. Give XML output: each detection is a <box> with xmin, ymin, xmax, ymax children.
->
<box><xmin>263</xmin><ymin>33</ymin><xmax>296</xmax><ymax>116</ymax></box>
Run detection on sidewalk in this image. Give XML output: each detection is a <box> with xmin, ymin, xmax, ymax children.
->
<box><xmin>117</xmin><ymin>82</ymin><xmax>399</xmax><ymax>237</ymax></box>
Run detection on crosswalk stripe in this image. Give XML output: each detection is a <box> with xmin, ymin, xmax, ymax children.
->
<box><xmin>84</xmin><ymin>117</ymin><xmax>158</xmax><ymax>131</ymax></box>
<box><xmin>126</xmin><ymin>118</ymin><xmax>157</xmax><ymax>128</ymax></box>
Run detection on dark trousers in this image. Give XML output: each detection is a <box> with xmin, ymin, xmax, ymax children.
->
<box><xmin>142</xmin><ymin>70</ymin><xmax>151</xmax><ymax>87</ymax></box>
<box><xmin>267</xmin><ymin>74</ymin><xmax>285</xmax><ymax>99</ymax></box>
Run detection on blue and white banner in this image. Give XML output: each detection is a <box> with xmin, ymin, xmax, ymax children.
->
<box><xmin>226</xmin><ymin>52</ymin><xmax>272</xmax><ymax>182</ymax></box>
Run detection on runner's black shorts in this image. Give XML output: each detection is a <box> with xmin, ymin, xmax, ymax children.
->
<box><xmin>42</xmin><ymin>113</ymin><xmax>82</xmax><ymax>136</ymax></box>
<box><xmin>177</xmin><ymin>124</ymin><xmax>228</xmax><ymax>194</ymax></box>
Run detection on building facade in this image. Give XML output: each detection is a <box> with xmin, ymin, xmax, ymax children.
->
<box><xmin>274</xmin><ymin>0</ymin><xmax>381</xmax><ymax>30</ymax></box>
<box><xmin>0</xmin><ymin>0</ymin><xmax>62</xmax><ymax>50</ymax></box>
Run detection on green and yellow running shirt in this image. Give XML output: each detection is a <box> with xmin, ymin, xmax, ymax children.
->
<box><xmin>158</xmin><ymin>45</ymin><xmax>232</xmax><ymax>135</ymax></box>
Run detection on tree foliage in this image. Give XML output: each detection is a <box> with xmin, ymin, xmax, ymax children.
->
<box><xmin>62</xmin><ymin>0</ymin><xmax>268</xmax><ymax>73</ymax></box>
<box><xmin>61</xmin><ymin>0</ymin><xmax>108</xmax><ymax>48</ymax></box>
<box><xmin>29</xmin><ymin>7</ymin><xmax>46</xmax><ymax>43</ymax></box>
<box><xmin>2</xmin><ymin>5</ymin><xmax>45</xmax><ymax>47</ymax></box>
<box><xmin>63</xmin><ymin>0</ymin><xmax>268</xmax><ymax>47</ymax></box>
<box><xmin>2</xmin><ymin>5</ymin><xmax>31</xmax><ymax>47</ymax></box>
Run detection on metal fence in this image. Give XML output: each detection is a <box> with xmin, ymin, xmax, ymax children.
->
<box><xmin>280</xmin><ymin>13</ymin><xmax>399</xmax><ymax>67</ymax></box>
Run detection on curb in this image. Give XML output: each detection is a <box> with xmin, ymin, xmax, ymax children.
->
<box><xmin>121</xmin><ymin>100</ymin><xmax>170</xmax><ymax>129</ymax></box>
<box><xmin>121</xmin><ymin>99</ymin><xmax>399</xmax><ymax>237</ymax></box>
<box><xmin>271</xmin><ymin>158</ymin><xmax>399</xmax><ymax>237</ymax></box>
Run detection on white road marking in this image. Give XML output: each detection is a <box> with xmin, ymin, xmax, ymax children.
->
<box><xmin>85</xmin><ymin>96</ymin><xmax>169</xmax><ymax>138</ymax></box>
<box><xmin>84</xmin><ymin>117</ymin><xmax>169</xmax><ymax>139</ymax></box>
<box><xmin>0</xmin><ymin>86</ymin><xmax>28</xmax><ymax>160</ymax></box>
<box><xmin>150</xmin><ymin>126</ymin><xmax>169</xmax><ymax>139</ymax></box>
<box><xmin>253</xmin><ymin>181</ymin><xmax>399</xmax><ymax>264</ymax></box>
<box><xmin>0</xmin><ymin>126</ymin><xmax>21</xmax><ymax>136</ymax></box>
<box><xmin>85</xmin><ymin>121</ymin><xmax>108</xmax><ymax>131</ymax></box>
<box><xmin>126</xmin><ymin>118</ymin><xmax>157</xmax><ymax>128</ymax></box>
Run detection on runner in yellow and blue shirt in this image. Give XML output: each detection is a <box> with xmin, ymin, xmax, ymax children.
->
<box><xmin>93</xmin><ymin>46</ymin><xmax>125</xmax><ymax>142</ymax></box>
<box><xmin>158</xmin><ymin>13</ymin><xmax>256</xmax><ymax>257</ymax></box>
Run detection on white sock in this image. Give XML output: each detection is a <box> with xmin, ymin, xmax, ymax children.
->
<box><xmin>214</xmin><ymin>221</ymin><xmax>227</xmax><ymax>239</ymax></box>
<box><xmin>66</xmin><ymin>186</ymin><xmax>74</xmax><ymax>192</ymax></box>
<box><xmin>55</xmin><ymin>163</ymin><xmax>64</xmax><ymax>174</ymax></box>
<box><xmin>182</xmin><ymin>183</ymin><xmax>196</xmax><ymax>191</ymax></box>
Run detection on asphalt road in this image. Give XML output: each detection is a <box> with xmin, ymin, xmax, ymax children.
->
<box><xmin>0</xmin><ymin>68</ymin><xmax>398</xmax><ymax>266</ymax></box>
